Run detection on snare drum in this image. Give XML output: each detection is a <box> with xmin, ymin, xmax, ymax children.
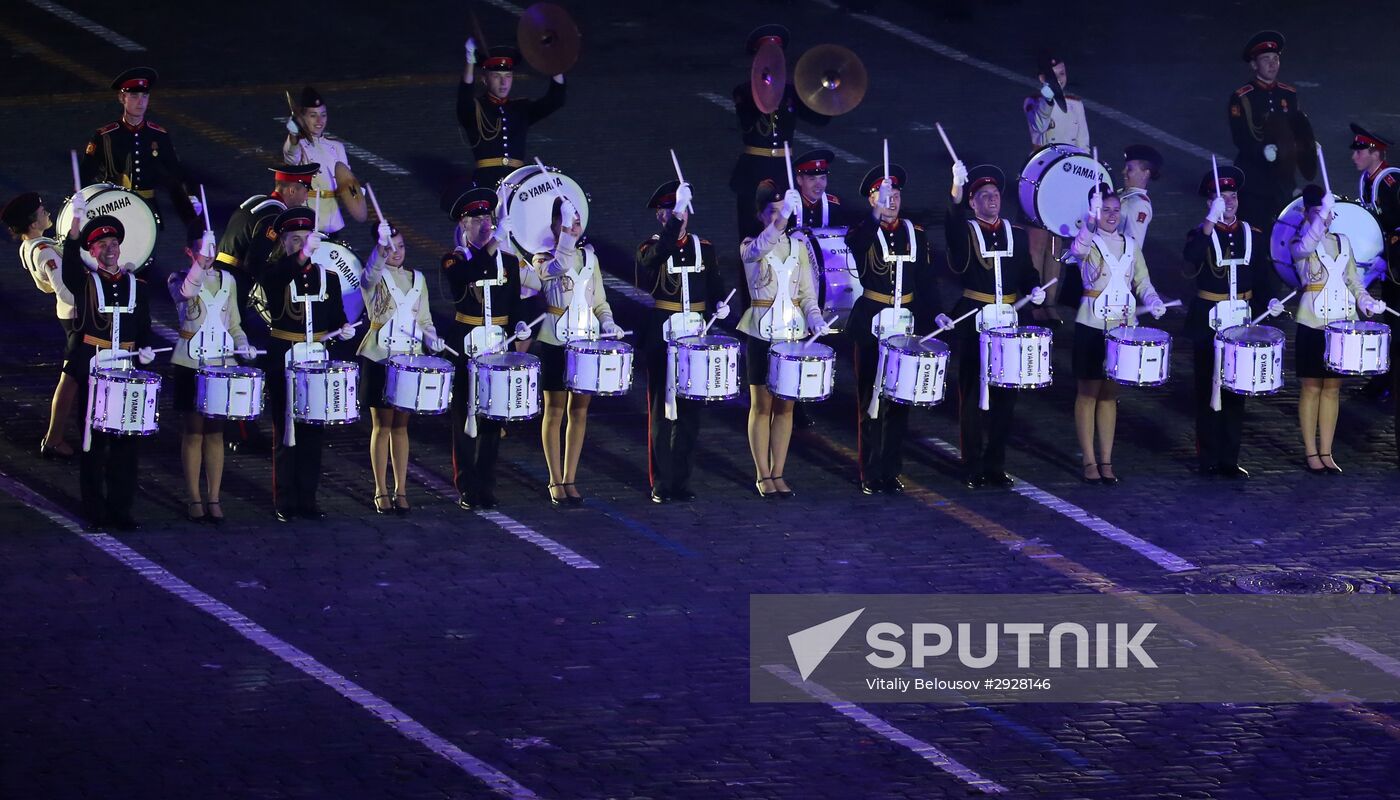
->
<box><xmin>982</xmin><ymin>326</ymin><xmax>1053</xmax><ymax>388</ymax></box>
<box><xmin>1218</xmin><ymin>325</ymin><xmax>1284</xmax><ymax>396</ymax></box>
<box><xmin>384</xmin><ymin>354</ymin><xmax>454</xmax><ymax>414</ymax></box>
<box><xmin>1324</xmin><ymin>320</ymin><xmax>1391</xmax><ymax>375</ymax></box>
<box><xmin>879</xmin><ymin>334</ymin><xmax>949</xmax><ymax>406</ymax></box>
<box><xmin>90</xmin><ymin>367</ymin><xmax>161</xmax><ymax>435</ymax></box>
<box><xmin>292</xmin><ymin>359</ymin><xmax>360</xmax><ymax>424</ymax></box>
<box><xmin>196</xmin><ymin>365</ymin><xmax>264</xmax><ymax>420</ymax></box>
<box><xmin>1018</xmin><ymin>144</ymin><xmax>1113</xmax><ymax>236</ymax></box>
<box><xmin>767</xmin><ymin>341</ymin><xmax>835</xmax><ymax>401</ymax></box>
<box><xmin>1105</xmin><ymin>326</ymin><xmax>1171</xmax><ymax>387</ymax></box>
<box><xmin>565</xmin><ymin>339</ymin><xmax>634</xmax><ymax>395</ymax></box>
<box><xmin>672</xmin><ymin>334</ymin><xmax>739</xmax><ymax>401</ymax></box>
<box><xmin>474</xmin><ymin>352</ymin><xmax>541</xmax><ymax>421</ymax></box>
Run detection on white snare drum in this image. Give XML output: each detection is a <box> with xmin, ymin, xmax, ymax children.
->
<box><xmin>880</xmin><ymin>334</ymin><xmax>949</xmax><ymax>406</ymax></box>
<box><xmin>1105</xmin><ymin>326</ymin><xmax>1171</xmax><ymax>387</ymax></box>
<box><xmin>808</xmin><ymin>226</ymin><xmax>861</xmax><ymax>331</ymax></box>
<box><xmin>196</xmin><ymin>365</ymin><xmax>264</xmax><ymax>420</ymax></box>
<box><xmin>983</xmin><ymin>326</ymin><xmax>1054</xmax><ymax>388</ymax></box>
<box><xmin>474</xmin><ymin>352</ymin><xmax>541</xmax><ymax>421</ymax></box>
<box><xmin>767</xmin><ymin>341</ymin><xmax>835</xmax><ymax>401</ymax></box>
<box><xmin>384</xmin><ymin>354</ymin><xmax>454</xmax><ymax>414</ymax></box>
<box><xmin>1018</xmin><ymin>144</ymin><xmax>1113</xmax><ymax>236</ymax></box>
<box><xmin>1324</xmin><ymin>320</ymin><xmax>1391</xmax><ymax>375</ymax></box>
<box><xmin>57</xmin><ymin>184</ymin><xmax>158</xmax><ymax>271</ymax></box>
<box><xmin>292</xmin><ymin>359</ymin><xmax>360</xmax><ymax>424</ymax></box>
<box><xmin>497</xmin><ymin>165</ymin><xmax>589</xmax><ymax>257</ymax></box>
<box><xmin>1271</xmin><ymin>196</ymin><xmax>1384</xmax><ymax>287</ymax></box>
<box><xmin>310</xmin><ymin>240</ymin><xmax>365</xmax><ymax>325</ymax></box>
<box><xmin>90</xmin><ymin>367</ymin><xmax>161</xmax><ymax>435</ymax></box>
<box><xmin>1218</xmin><ymin>325</ymin><xmax>1284</xmax><ymax>396</ymax></box>
<box><xmin>565</xmin><ymin>339</ymin><xmax>634</xmax><ymax>395</ymax></box>
<box><xmin>672</xmin><ymin>334</ymin><xmax>740</xmax><ymax>401</ymax></box>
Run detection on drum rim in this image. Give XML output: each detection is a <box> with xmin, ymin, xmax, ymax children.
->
<box><xmin>984</xmin><ymin>325</ymin><xmax>1054</xmax><ymax>338</ymax></box>
<box><xmin>387</xmin><ymin>353</ymin><xmax>455</xmax><ymax>371</ymax></box>
<box><xmin>1324</xmin><ymin>320</ymin><xmax>1389</xmax><ymax>333</ymax></box>
<box><xmin>94</xmin><ymin>367</ymin><xmax>162</xmax><ymax>383</ymax></box>
<box><xmin>1106</xmin><ymin>326</ymin><xmax>1172</xmax><ymax>344</ymax></box>
<box><xmin>566</xmin><ymin>339</ymin><xmax>633</xmax><ymax>353</ymax></box>
<box><xmin>293</xmin><ymin>359</ymin><xmax>358</xmax><ymax>372</ymax></box>
<box><xmin>883</xmin><ymin>334</ymin><xmax>951</xmax><ymax>355</ymax></box>
<box><xmin>674</xmin><ymin>335</ymin><xmax>740</xmax><ymax>349</ymax></box>
<box><xmin>1217</xmin><ymin>326</ymin><xmax>1286</xmax><ymax>345</ymax></box>
<box><xmin>769</xmin><ymin>341</ymin><xmax>836</xmax><ymax>359</ymax></box>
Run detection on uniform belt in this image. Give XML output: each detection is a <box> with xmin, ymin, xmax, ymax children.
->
<box><xmin>477</xmin><ymin>158</ymin><xmax>525</xmax><ymax>169</ymax></box>
<box><xmin>962</xmin><ymin>289</ymin><xmax>1018</xmax><ymax>303</ymax></box>
<box><xmin>369</xmin><ymin>321</ymin><xmax>385</xmax><ymax>331</ymax></box>
<box><xmin>742</xmin><ymin>146</ymin><xmax>784</xmax><ymax>158</ymax></box>
<box><xmin>455</xmin><ymin>312</ymin><xmax>509</xmax><ymax>325</ymax></box>
<box><xmin>654</xmin><ymin>299</ymin><xmax>707</xmax><ymax>313</ymax></box>
<box><xmin>862</xmin><ymin>289</ymin><xmax>913</xmax><ymax>305</ymax></box>
<box><xmin>547</xmin><ymin>305</ymin><xmax>566</xmax><ymax>316</ymax></box>
<box><xmin>1303</xmin><ymin>283</ymin><xmax>1327</xmax><ymax>292</ymax></box>
<box><xmin>1196</xmin><ymin>290</ymin><xmax>1253</xmax><ymax>302</ymax></box>
<box><xmin>269</xmin><ymin>328</ymin><xmax>330</xmax><ymax>342</ymax></box>
<box><xmin>1083</xmin><ymin>289</ymin><xmax>1101</xmax><ymax>299</ymax></box>
<box><xmin>82</xmin><ymin>334</ymin><xmax>134</xmax><ymax>349</ymax></box>
<box><xmin>178</xmin><ymin>330</ymin><xmax>195</xmax><ymax>340</ymax></box>
<box><xmin>750</xmin><ymin>298</ymin><xmax>800</xmax><ymax>309</ymax></box>
<box><xmin>214</xmin><ymin>252</ymin><xmax>240</xmax><ymax>267</ymax></box>
<box><xmin>311</xmin><ymin>189</ymin><xmax>336</xmax><ymax>199</ymax></box>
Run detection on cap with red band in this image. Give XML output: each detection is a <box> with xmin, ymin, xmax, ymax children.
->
<box><xmin>477</xmin><ymin>46</ymin><xmax>521</xmax><ymax>72</ymax></box>
<box><xmin>1241</xmin><ymin>30</ymin><xmax>1285</xmax><ymax>62</ymax></box>
<box><xmin>81</xmin><ymin>215</ymin><xmax>125</xmax><ymax>249</ymax></box>
<box><xmin>794</xmin><ymin>148</ymin><xmax>834</xmax><ymax>176</ymax></box>
<box><xmin>1350</xmin><ymin>122</ymin><xmax>1392</xmax><ymax>152</ymax></box>
<box><xmin>449</xmin><ymin>186</ymin><xmax>498</xmax><ymax>220</ymax></box>
<box><xmin>269</xmin><ymin>163</ymin><xmax>320</xmax><ymax>186</ymax></box>
<box><xmin>273</xmin><ymin>207</ymin><xmax>317</xmax><ymax>235</ymax></box>
<box><xmin>860</xmin><ymin>164</ymin><xmax>907</xmax><ymax>195</ymax></box>
<box><xmin>110</xmin><ymin>66</ymin><xmax>158</xmax><ymax>93</ymax></box>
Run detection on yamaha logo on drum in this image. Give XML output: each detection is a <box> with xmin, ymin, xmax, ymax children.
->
<box><xmin>1061</xmin><ymin>162</ymin><xmax>1099</xmax><ymax>179</ymax></box>
<box><xmin>523</xmin><ymin>178</ymin><xmax>566</xmax><ymax>201</ymax></box>
<box><xmin>96</xmin><ymin>195</ymin><xmax>132</xmax><ymax>217</ymax></box>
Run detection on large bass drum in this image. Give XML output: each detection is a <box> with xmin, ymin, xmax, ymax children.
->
<box><xmin>496</xmin><ymin>165</ymin><xmax>589</xmax><ymax>258</ymax></box>
<box><xmin>1018</xmin><ymin>144</ymin><xmax>1113</xmax><ymax>237</ymax></box>
<box><xmin>310</xmin><ymin>239</ymin><xmax>365</xmax><ymax>324</ymax></box>
<box><xmin>1270</xmin><ymin>196</ymin><xmax>1385</xmax><ymax>287</ymax></box>
<box><xmin>56</xmin><ymin>184</ymin><xmax>158</xmax><ymax>271</ymax></box>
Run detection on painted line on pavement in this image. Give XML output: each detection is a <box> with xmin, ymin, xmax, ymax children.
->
<box><xmin>27</xmin><ymin>0</ymin><xmax>145</xmax><ymax>52</ymax></box>
<box><xmin>1323</xmin><ymin>635</ymin><xmax>1400</xmax><ymax>681</ymax></box>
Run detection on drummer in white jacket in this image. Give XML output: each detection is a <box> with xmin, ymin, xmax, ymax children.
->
<box><xmin>357</xmin><ymin>220</ymin><xmax>445</xmax><ymax>514</ymax></box>
<box><xmin>1068</xmin><ymin>186</ymin><xmax>1165</xmax><ymax>485</ymax></box>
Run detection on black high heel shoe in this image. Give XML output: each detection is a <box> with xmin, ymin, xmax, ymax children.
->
<box><xmin>1081</xmin><ymin>462</ymin><xmax>1101</xmax><ymax>484</ymax></box>
<box><xmin>1098</xmin><ymin>463</ymin><xmax>1119</xmax><ymax>486</ymax></box>
<box><xmin>393</xmin><ymin>493</ymin><xmax>411</xmax><ymax>515</ymax></box>
<box><xmin>205</xmin><ymin>500</ymin><xmax>224</xmax><ymax>525</ymax></box>
<box><xmin>561</xmin><ymin>483</ymin><xmax>584</xmax><ymax>506</ymax></box>
<box><xmin>547</xmin><ymin>483</ymin><xmax>565</xmax><ymax>507</ymax></box>
<box><xmin>754</xmin><ymin>476</ymin><xmax>778</xmax><ymax>498</ymax></box>
<box><xmin>771</xmin><ymin>475</ymin><xmax>794</xmax><ymax>499</ymax></box>
<box><xmin>1303</xmin><ymin>454</ymin><xmax>1327</xmax><ymax>475</ymax></box>
<box><xmin>1319</xmin><ymin>453</ymin><xmax>1343</xmax><ymax>475</ymax></box>
<box><xmin>186</xmin><ymin>501</ymin><xmax>206</xmax><ymax>522</ymax></box>
<box><xmin>373</xmin><ymin>493</ymin><xmax>393</xmax><ymax>514</ymax></box>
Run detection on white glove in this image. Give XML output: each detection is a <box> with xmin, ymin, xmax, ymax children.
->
<box><xmin>876</xmin><ymin>177</ymin><xmax>893</xmax><ymax>209</ymax></box>
<box><xmin>376</xmin><ymin>219</ymin><xmax>392</xmax><ymax>248</ymax></box>
<box><xmin>137</xmin><ymin>346</ymin><xmax>155</xmax><ymax>365</ymax></box>
<box><xmin>300</xmin><ymin>231</ymin><xmax>321</xmax><ymax>261</ymax></box>
<box><xmin>805</xmin><ymin>313</ymin><xmax>832</xmax><ymax>336</ymax></box>
<box><xmin>1267</xmin><ymin>297</ymin><xmax>1285</xmax><ymax>316</ymax></box>
<box><xmin>674</xmin><ymin>182</ymin><xmax>694</xmax><ymax>215</ymax></box>
<box><xmin>1040</xmin><ymin>82</ymin><xmax>1055</xmax><ymax>102</ymax></box>
<box><xmin>1361</xmin><ymin>295</ymin><xmax>1387</xmax><ymax>316</ymax></box>
<box><xmin>779</xmin><ymin>189</ymin><xmax>800</xmax><ymax>219</ymax></box>
<box><xmin>714</xmin><ymin>300</ymin><xmax>730</xmax><ymax>320</ymax></box>
<box><xmin>514</xmin><ymin>321</ymin><xmax>532</xmax><ymax>339</ymax></box>
<box><xmin>285</xmin><ymin>117</ymin><xmax>300</xmax><ymax>136</ymax></box>
<box><xmin>465</xmin><ymin>37</ymin><xmax>477</xmax><ymax>63</ymax></box>
<box><xmin>1321</xmin><ymin>192</ymin><xmax>1336</xmax><ymax>217</ymax></box>
<box><xmin>559</xmin><ymin>198</ymin><xmax>579</xmax><ymax>228</ymax></box>
<box><xmin>1030</xmin><ymin>285</ymin><xmax>1047</xmax><ymax>305</ymax></box>
<box><xmin>1263</xmin><ymin>144</ymin><xmax>1278</xmax><ymax>163</ymax></box>
<box><xmin>1206</xmin><ymin>196</ymin><xmax>1226</xmax><ymax>225</ymax></box>
<box><xmin>952</xmin><ymin>160</ymin><xmax>968</xmax><ymax>188</ymax></box>
<box><xmin>199</xmin><ymin>229</ymin><xmax>217</xmax><ymax>259</ymax></box>
<box><xmin>424</xmin><ymin>332</ymin><xmax>445</xmax><ymax>353</ymax></box>
<box><xmin>335</xmin><ymin>323</ymin><xmax>357</xmax><ymax>341</ymax></box>
<box><xmin>1087</xmin><ymin>187</ymin><xmax>1103</xmax><ymax>220</ymax></box>
<box><xmin>1149</xmin><ymin>299</ymin><xmax>1167</xmax><ymax>319</ymax></box>
<box><xmin>935</xmin><ymin>313</ymin><xmax>955</xmax><ymax>331</ymax></box>
<box><xmin>493</xmin><ymin>217</ymin><xmax>512</xmax><ymax>249</ymax></box>
<box><xmin>601</xmin><ymin>320</ymin><xmax>623</xmax><ymax>337</ymax></box>
<box><xmin>189</xmin><ymin>195</ymin><xmax>203</xmax><ymax>218</ymax></box>
<box><xmin>69</xmin><ymin>192</ymin><xmax>86</xmax><ymax>219</ymax></box>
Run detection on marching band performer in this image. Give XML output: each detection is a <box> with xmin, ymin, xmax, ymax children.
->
<box><xmin>535</xmin><ymin>198</ymin><xmax>619</xmax><ymax>506</ymax></box>
<box><xmin>443</xmin><ymin>187</ymin><xmax>529</xmax><ymax>510</ymax></box>
<box><xmin>1068</xmin><ymin>186</ymin><xmax>1166</xmax><ymax>484</ymax></box>
<box><xmin>169</xmin><ymin>228</ymin><xmax>250</xmax><ymax>523</ymax></box>
<box><xmin>457</xmin><ymin>41</ymin><xmax>566</xmax><ymax>190</ymax></box>
<box><xmin>1288</xmin><ymin>184</ymin><xmax>1385</xmax><ymax>474</ymax></box>
<box><xmin>635</xmin><ymin>180</ymin><xmax>728</xmax><ymax>504</ymax></box>
<box><xmin>1350</xmin><ymin>123</ymin><xmax>1400</xmax><ymax>454</ymax></box>
<box><xmin>845</xmin><ymin>165</ymin><xmax>942</xmax><ymax>494</ymax></box>
<box><xmin>258</xmin><ymin>208</ymin><xmax>355</xmax><ymax>521</ymax></box>
<box><xmin>737</xmin><ymin>180</ymin><xmax>826</xmax><ymax>498</ymax></box>
<box><xmin>1119</xmin><ymin>145</ymin><xmax>1162</xmax><ymax>246</ymax></box>
<box><xmin>282</xmin><ymin>87</ymin><xmax>359</xmax><ymax>236</ymax></box>
<box><xmin>792</xmin><ymin>149</ymin><xmax>854</xmax><ymax>229</ymax></box>
<box><xmin>80</xmin><ymin>67</ymin><xmax>199</xmax><ymax>237</ymax></box>
<box><xmin>1183</xmin><ymin>166</ymin><xmax>1268</xmax><ymax>478</ymax></box>
<box><xmin>359</xmin><ymin>220</ymin><xmax>445</xmax><ymax>514</ymax></box>
<box><xmin>4</xmin><ymin>193</ymin><xmax>78</xmax><ymax>459</ymax></box>
<box><xmin>59</xmin><ymin>206</ymin><xmax>160</xmax><ymax>531</ymax></box>
<box><xmin>946</xmin><ymin>163</ymin><xmax>1045</xmax><ymax>489</ymax></box>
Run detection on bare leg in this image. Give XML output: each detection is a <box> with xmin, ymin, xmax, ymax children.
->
<box><xmin>562</xmin><ymin>392</ymin><xmax>591</xmax><ymax>497</ymax></box>
<box><xmin>1298</xmin><ymin>378</ymin><xmax>1323</xmax><ymax>470</ymax></box>
<box><xmin>390</xmin><ymin>410</ymin><xmax>411</xmax><ymax>509</ymax></box>
<box><xmin>1095</xmin><ymin>381</ymin><xmax>1119</xmax><ymax>479</ymax></box>
<box><xmin>769</xmin><ymin>396</ymin><xmax>795</xmax><ymax>493</ymax></box>
<box><xmin>202</xmin><ymin>420</ymin><xmax>225</xmax><ymax>520</ymax></box>
<box><xmin>542</xmin><ymin>390</ymin><xmax>568</xmax><ymax>503</ymax></box>
<box><xmin>43</xmin><ymin>372</ymin><xmax>79</xmax><ymax>455</ymax></box>
<box><xmin>747</xmin><ymin>386</ymin><xmax>776</xmax><ymax>494</ymax></box>
<box><xmin>1318</xmin><ymin>378</ymin><xmax>1343</xmax><ymax>470</ymax></box>
<box><xmin>1074</xmin><ymin>379</ymin><xmax>1102</xmax><ymax>480</ymax></box>
<box><xmin>181</xmin><ymin>412</ymin><xmax>206</xmax><ymax>519</ymax></box>
<box><xmin>370</xmin><ymin>407</ymin><xmax>394</xmax><ymax>510</ymax></box>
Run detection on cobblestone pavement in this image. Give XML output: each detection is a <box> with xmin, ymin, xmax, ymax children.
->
<box><xmin>3</xmin><ymin>1</ymin><xmax>1400</xmax><ymax>797</ymax></box>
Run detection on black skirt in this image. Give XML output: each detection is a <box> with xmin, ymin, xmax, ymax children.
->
<box><xmin>535</xmin><ymin>340</ymin><xmax>569</xmax><ymax>392</ymax></box>
<box><xmin>171</xmin><ymin>363</ymin><xmax>199</xmax><ymax>412</ymax></box>
<box><xmin>360</xmin><ymin>357</ymin><xmax>392</xmax><ymax>410</ymax></box>
<box><xmin>1072</xmin><ymin>323</ymin><xmax>1107</xmax><ymax>380</ymax></box>
<box><xmin>1295</xmin><ymin>324</ymin><xmax>1331</xmax><ymax>379</ymax></box>
<box><xmin>744</xmin><ymin>334</ymin><xmax>772</xmax><ymax>386</ymax></box>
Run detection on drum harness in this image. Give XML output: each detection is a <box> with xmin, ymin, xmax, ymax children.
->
<box><xmin>663</xmin><ymin>236</ymin><xmax>705</xmax><ymax>421</ymax></box>
<box><xmin>868</xmin><ymin>220</ymin><xmax>916</xmax><ymax>419</ymax></box>
<box><xmin>1209</xmin><ymin>227</ymin><xmax>1253</xmax><ymax>411</ymax></box>
<box><xmin>84</xmin><ymin>271</ymin><xmax>137</xmax><ymax>452</ymax></box>
<box><xmin>969</xmin><ymin>219</ymin><xmax>1015</xmax><ymax>411</ymax></box>
<box><xmin>463</xmin><ymin>249</ymin><xmax>509</xmax><ymax>439</ymax></box>
<box><xmin>283</xmin><ymin>267</ymin><xmax>329</xmax><ymax>447</ymax></box>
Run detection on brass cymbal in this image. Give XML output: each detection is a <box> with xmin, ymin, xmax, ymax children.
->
<box><xmin>794</xmin><ymin>44</ymin><xmax>867</xmax><ymax>116</ymax></box>
<box><xmin>751</xmin><ymin>40</ymin><xmax>786</xmax><ymax>114</ymax></box>
<box><xmin>517</xmin><ymin>2</ymin><xmax>580</xmax><ymax>75</ymax></box>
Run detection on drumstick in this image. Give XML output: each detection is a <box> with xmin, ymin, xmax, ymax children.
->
<box><xmin>1211</xmin><ymin>154</ymin><xmax>1221</xmax><ymax>198</ymax></box>
<box><xmin>670</xmin><ymin>149</ymin><xmax>685</xmax><ymax>184</ymax></box>
<box><xmin>233</xmin><ymin>346</ymin><xmax>264</xmax><ymax>357</ymax></box>
<box><xmin>1013</xmin><ymin>277</ymin><xmax>1059</xmax><ymax>311</ymax></box>
<box><xmin>784</xmin><ymin>141</ymin><xmax>795</xmax><ymax>190</ymax></box>
<box><xmin>1135</xmin><ymin>299</ymin><xmax>1183</xmax><ymax>316</ymax></box>
<box><xmin>70</xmin><ymin>149</ymin><xmax>81</xmax><ymax>193</ymax></box>
<box><xmin>365</xmin><ymin>183</ymin><xmax>397</xmax><ymax>252</ymax></box>
<box><xmin>1251</xmin><ymin>289</ymin><xmax>1298</xmax><ymax>325</ymax></box>
<box><xmin>1316</xmin><ymin>143</ymin><xmax>1332</xmax><ymax>198</ymax></box>
<box><xmin>701</xmin><ymin>288</ymin><xmax>737</xmax><ymax>335</ymax></box>
<box><xmin>935</xmin><ymin>123</ymin><xmax>958</xmax><ymax>163</ymax></box>
<box><xmin>921</xmin><ymin>306</ymin><xmax>980</xmax><ymax>342</ymax></box>
<box><xmin>804</xmin><ymin>316</ymin><xmax>836</xmax><ymax>346</ymax></box>
<box><xmin>1384</xmin><ymin>306</ymin><xmax>1400</xmax><ymax>320</ymax></box>
<box><xmin>534</xmin><ymin>156</ymin><xmax>548</xmax><ymax>177</ymax></box>
<box><xmin>419</xmin><ymin>332</ymin><xmax>460</xmax><ymax>357</ymax></box>
<box><xmin>199</xmin><ymin>184</ymin><xmax>212</xmax><ymax>233</ymax></box>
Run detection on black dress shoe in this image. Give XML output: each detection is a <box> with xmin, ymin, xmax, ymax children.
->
<box><xmin>963</xmin><ymin>473</ymin><xmax>985</xmax><ymax>489</ymax></box>
<box><xmin>457</xmin><ymin>493</ymin><xmax>477</xmax><ymax>511</ymax></box>
<box><xmin>983</xmin><ymin>472</ymin><xmax>1015</xmax><ymax>489</ymax></box>
<box><xmin>478</xmin><ymin>491</ymin><xmax>498</xmax><ymax>509</ymax></box>
<box><xmin>1220</xmin><ymin>465</ymin><xmax>1250</xmax><ymax>479</ymax></box>
<box><xmin>1198</xmin><ymin>464</ymin><xmax>1219</xmax><ymax>477</ymax></box>
<box><xmin>108</xmin><ymin>515</ymin><xmax>140</xmax><ymax>531</ymax></box>
<box><xmin>275</xmin><ymin>509</ymin><xmax>294</xmax><ymax>523</ymax></box>
<box><xmin>650</xmin><ymin>489</ymin><xmax>670</xmax><ymax>504</ymax></box>
<box><xmin>672</xmin><ymin>488</ymin><xmax>696</xmax><ymax>502</ymax></box>
<box><xmin>883</xmin><ymin>477</ymin><xmax>905</xmax><ymax>494</ymax></box>
<box><xmin>861</xmin><ymin>480</ymin><xmax>884</xmax><ymax>495</ymax></box>
<box><xmin>299</xmin><ymin>506</ymin><xmax>327</xmax><ymax>519</ymax></box>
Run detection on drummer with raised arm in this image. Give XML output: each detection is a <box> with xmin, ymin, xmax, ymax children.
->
<box><xmin>1068</xmin><ymin>184</ymin><xmax>1165</xmax><ymax>485</ymax></box>
<box><xmin>457</xmin><ymin>42</ymin><xmax>566</xmax><ymax>190</ymax></box>
<box><xmin>282</xmin><ymin>87</ymin><xmax>365</xmax><ymax>236</ymax></box>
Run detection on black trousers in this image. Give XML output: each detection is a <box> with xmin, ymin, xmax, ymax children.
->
<box><xmin>954</xmin><ymin>321</ymin><xmax>1018</xmax><ymax>477</ymax></box>
<box><xmin>646</xmin><ymin>347</ymin><xmax>703</xmax><ymax>493</ymax></box>
<box><xmin>81</xmin><ymin>430</ymin><xmax>139</xmax><ymax>523</ymax></box>
<box><xmin>1386</xmin><ymin>280</ymin><xmax>1400</xmax><ymax>466</ymax></box>
<box><xmin>265</xmin><ymin>342</ymin><xmax>325</xmax><ymax>513</ymax></box>
<box><xmin>451</xmin><ymin>362</ymin><xmax>504</xmax><ymax>501</ymax></box>
<box><xmin>853</xmin><ymin>332</ymin><xmax>910</xmax><ymax>483</ymax></box>
<box><xmin>1191</xmin><ymin>336</ymin><xmax>1246</xmax><ymax>470</ymax></box>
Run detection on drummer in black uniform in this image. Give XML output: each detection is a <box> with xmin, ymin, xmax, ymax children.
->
<box><xmin>1351</xmin><ymin>123</ymin><xmax>1400</xmax><ymax>463</ymax></box>
<box><xmin>80</xmin><ymin>67</ymin><xmax>198</xmax><ymax>237</ymax></box>
<box><xmin>258</xmin><ymin>208</ymin><xmax>355</xmax><ymax>521</ymax></box>
<box><xmin>845</xmin><ymin>164</ymin><xmax>942</xmax><ymax>494</ymax></box>
<box><xmin>945</xmin><ymin>163</ymin><xmax>1044</xmax><ymax>489</ymax></box>
<box><xmin>791</xmin><ymin>149</ymin><xmax>854</xmax><ymax>230</ymax></box>
<box><xmin>728</xmin><ymin>25</ymin><xmax>831</xmax><ymax>238</ymax></box>
<box><xmin>456</xmin><ymin>41</ymin><xmax>566</xmax><ymax>190</ymax></box>
<box><xmin>442</xmin><ymin>187</ymin><xmax>529</xmax><ymax>510</ymax></box>
<box><xmin>1183</xmin><ymin>166</ymin><xmax>1268</xmax><ymax>478</ymax></box>
<box><xmin>635</xmin><ymin>179</ymin><xmax>729</xmax><ymax>504</ymax></box>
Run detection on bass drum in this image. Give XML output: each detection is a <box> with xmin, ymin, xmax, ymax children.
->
<box><xmin>56</xmin><ymin>184</ymin><xmax>158</xmax><ymax>271</ymax></box>
<box><xmin>1270</xmin><ymin>196</ymin><xmax>1384</xmax><ymax>288</ymax></box>
<box><xmin>310</xmin><ymin>238</ymin><xmax>365</xmax><ymax>324</ymax></box>
<box><xmin>496</xmin><ymin>164</ymin><xmax>589</xmax><ymax>258</ymax></box>
<box><xmin>1018</xmin><ymin>144</ymin><xmax>1113</xmax><ymax>237</ymax></box>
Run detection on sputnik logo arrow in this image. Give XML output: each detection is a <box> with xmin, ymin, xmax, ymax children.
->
<box><xmin>788</xmin><ymin>608</ymin><xmax>865</xmax><ymax>680</ymax></box>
